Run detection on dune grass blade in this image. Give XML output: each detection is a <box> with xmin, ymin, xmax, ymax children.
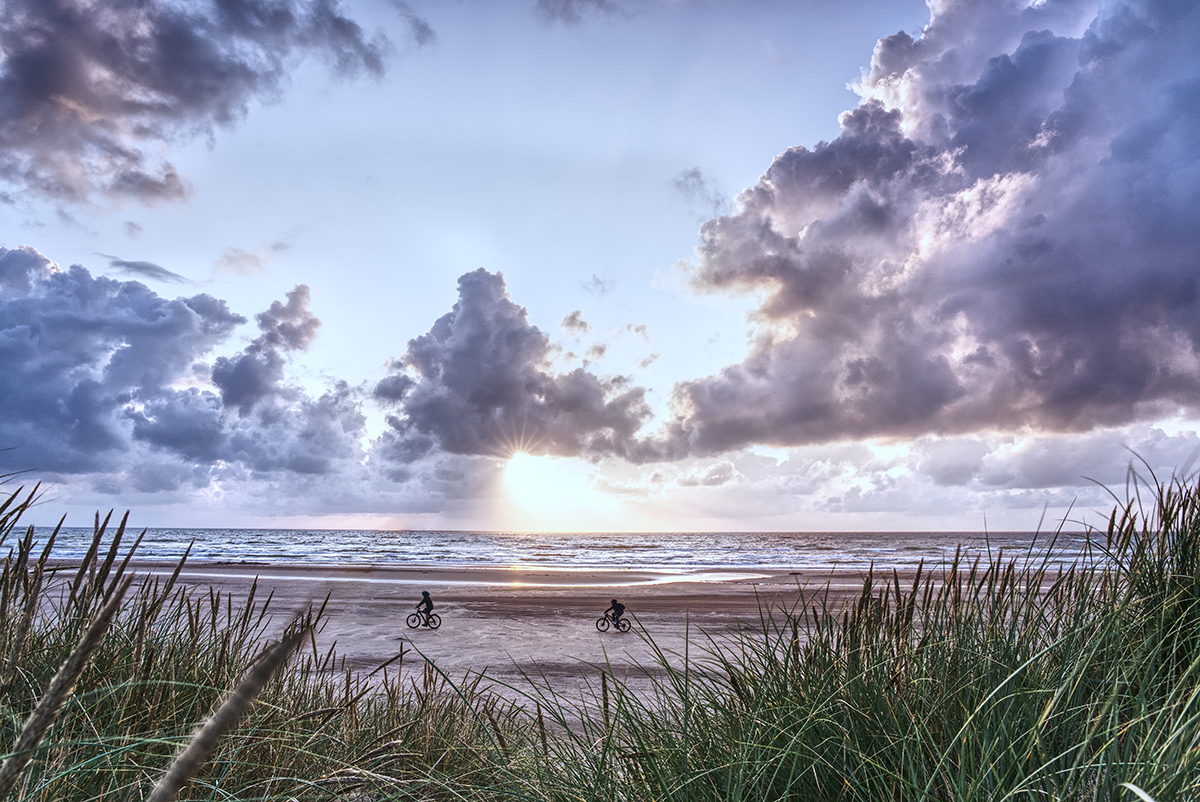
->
<box><xmin>0</xmin><ymin>562</ymin><xmax>42</xmax><ymax>695</ymax></box>
<box><xmin>0</xmin><ymin>572</ymin><xmax>134</xmax><ymax>799</ymax></box>
<box><xmin>0</xmin><ymin>484</ymin><xmax>38</xmax><ymax>549</ymax></box>
<box><xmin>1124</xmin><ymin>782</ymin><xmax>1160</xmax><ymax>802</ymax></box>
<box><xmin>144</xmin><ymin>627</ymin><xmax>308</xmax><ymax>802</ymax></box>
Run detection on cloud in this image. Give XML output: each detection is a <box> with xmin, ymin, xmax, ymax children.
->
<box><xmin>0</xmin><ymin>246</ymin><xmax>365</xmax><ymax>489</ymax></box>
<box><xmin>534</xmin><ymin>0</ymin><xmax>627</xmax><ymax>26</ymax></box>
<box><xmin>215</xmin><ymin>247</ymin><xmax>271</xmax><ymax>275</ymax></box>
<box><xmin>99</xmin><ymin>254</ymin><xmax>190</xmax><ymax>284</ymax></box>
<box><xmin>387</xmin><ymin>1</ymin><xmax>437</xmax><ymax>46</ymax></box>
<box><xmin>373</xmin><ymin>268</ymin><xmax>652</xmax><ymax>465</ymax></box>
<box><xmin>582</xmin><ymin>274</ymin><xmax>615</xmax><ymax>295</ymax></box>
<box><xmin>582</xmin><ymin>421</ymin><xmax>1200</xmax><ymax>529</ymax></box>
<box><xmin>678</xmin><ymin>460</ymin><xmax>736</xmax><ymax>487</ymax></box>
<box><xmin>211</xmin><ymin>285</ymin><xmax>321</xmax><ymax>414</ymax></box>
<box><xmin>0</xmin><ymin>245</ymin><xmax>245</xmax><ymax>473</ymax></box>
<box><xmin>561</xmin><ymin>310</ymin><xmax>590</xmax><ymax>335</ymax></box>
<box><xmin>0</xmin><ymin>245</ymin><xmax>57</xmax><ymax>295</ymax></box>
<box><xmin>661</xmin><ymin>0</ymin><xmax>1200</xmax><ymax>457</ymax></box>
<box><xmin>670</xmin><ymin>167</ymin><xmax>729</xmax><ymax>217</ymax></box>
<box><xmin>0</xmin><ymin>0</ymin><xmax>391</xmax><ymax>203</ymax></box>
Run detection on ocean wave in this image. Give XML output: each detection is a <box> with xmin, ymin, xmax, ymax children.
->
<box><xmin>39</xmin><ymin>527</ymin><xmax>1097</xmax><ymax>573</ymax></box>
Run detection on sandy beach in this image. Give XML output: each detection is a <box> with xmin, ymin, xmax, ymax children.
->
<box><xmin>118</xmin><ymin>560</ymin><xmax>886</xmax><ymax>696</ymax></box>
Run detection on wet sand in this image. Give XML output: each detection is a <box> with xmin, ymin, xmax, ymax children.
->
<box><xmin>115</xmin><ymin>561</ymin><xmax>888</xmax><ymax>696</ymax></box>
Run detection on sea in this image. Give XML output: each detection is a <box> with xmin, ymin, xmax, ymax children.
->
<box><xmin>29</xmin><ymin>527</ymin><xmax>1103</xmax><ymax>575</ymax></box>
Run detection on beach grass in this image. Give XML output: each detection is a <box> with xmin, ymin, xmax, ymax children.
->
<box><xmin>1</xmin><ymin>475</ymin><xmax>1199</xmax><ymax>799</ymax></box>
<box><xmin>0</xmin><ymin>488</ymin><xmax>528</xmax><ymax>800</ymax></box>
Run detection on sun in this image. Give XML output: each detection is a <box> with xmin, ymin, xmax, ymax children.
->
<box><xmin>503</xmin><ymin>453</ymin><xmax>619</xmax><ymax>532</ymax></box>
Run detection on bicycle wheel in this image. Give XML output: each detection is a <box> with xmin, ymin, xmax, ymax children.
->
<box><xmin>406</xmin><ymin>613</ymin><xmax>422</xmax><ymax>629</ymax></box>
<box><xmin>595</xmin><ymin>616</ymin><xmax>610</xmax><ymax>632</ymax></box>
<box><xmin>616</xmin><ymin>618</ymin><xmax>631</xmax><ymax>633</ymax></box>
<box><xmin>426</xmin><ymin>613</ymin><xmax>441</xmax><ymax>630</ymax></box>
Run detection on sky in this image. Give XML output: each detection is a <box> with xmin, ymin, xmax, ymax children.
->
<box><xmin>2</xmin><ymin>0</ymin><xmax>1200</xmax><ymax>533</ymax></box>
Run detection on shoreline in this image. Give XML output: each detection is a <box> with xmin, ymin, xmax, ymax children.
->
<box><xmin>118</xmin><ymin>559</ymin><xmax>879</xmax><ymax>588</ymax></box>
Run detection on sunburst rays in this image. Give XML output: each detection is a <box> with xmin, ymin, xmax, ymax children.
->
<box><xmin>489</xmin><ymin>415</ymin><xmax>549</xmax><ymax>461</ymax></box>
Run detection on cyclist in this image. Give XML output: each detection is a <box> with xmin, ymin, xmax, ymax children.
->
<box><xmin>416</xmin><ymin>590</ymin><xmax>434</xmax><ymax>623</ymax></box>
<box><xmin>605</xmin><ymin>598</ymin><xmax>626</xmax><ymax>626</ymax></box>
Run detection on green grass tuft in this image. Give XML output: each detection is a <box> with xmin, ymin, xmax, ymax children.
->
<box><xmin>2</xmin><ymin>473</ymin><xmax>1200</xmax><ymax>800</ymax></box>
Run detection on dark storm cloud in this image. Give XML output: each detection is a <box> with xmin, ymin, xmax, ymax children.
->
<box><xmin>226</xmin><ymin>380</ymin><xmax>365</xmax><ymax>474</ymax></box>
<box><xmin>0</xmin><ymin>246</ymin><xmax>365</xmax><ymax>486</ymax></box>
<box><xmin>130</xmin><ymin>378</ymin><xmax>366</xmax><ymax>478</ymax></box>
<box><xmin>99</xmin><ymin>254</ymin><xmax>190</xmax><ymax>284</ymax></box>
<box><xmin>0</xmin><ymin>245</ymin><xmax>55</xmax><ymax>294</ymax></box>
<box><xmin>211</xmin><ymin>285</ymin><xmax>320</xmax><ymax>414</ymax></box>
<box><xmin>662</xmin><ymin>0</ymin><xmax>1200</xmax><ymax>457</ymax></box>
<box><xmin>0</xmin><ymin>246</ymin><xmax>244</xmax><ymax>472</ymax></box>
<box><xmin>0</xmin><ymin>0</ymin><xmax>392</xmax><ymax>202</ymax></box>
<box><xmin>373</xmin><ymin>268</ymin><xmax>651</xmax><ymax>464</ymax></box>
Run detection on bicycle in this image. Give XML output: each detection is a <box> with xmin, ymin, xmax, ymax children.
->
<box><xmin>406</xmin><ymin>611</ymin><xmax>442</xmax><ymax>629</ymax></box>
<box><xmin>596</xmin><ymin>613</ymin><xmax>630</xmax><ymax>633</ymax></box>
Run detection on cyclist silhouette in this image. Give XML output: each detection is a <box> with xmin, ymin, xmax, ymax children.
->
<box><xmin>416</xmin><ymin>590</ymin><xmax>433</xmax><ymax>620</ymax></box>
<box><xmin>406</xmin><ymin>591</ymin><xmax>441</xmax><ymax>629</ymax></box>
<box><xmin>605</xmin><ymin>598</ymin><xmax>625</xmax><ymax>624</ymax></box>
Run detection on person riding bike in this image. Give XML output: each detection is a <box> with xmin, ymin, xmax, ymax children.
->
<box><xmin>605</xmin><ymin>598</ymin><xmax>626</xmax><ymax>625</ymax></box>
<box><xmin>416</xmin><ymin>590</ymin><xmax>434</xmax><ymax>622</ymax></box>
